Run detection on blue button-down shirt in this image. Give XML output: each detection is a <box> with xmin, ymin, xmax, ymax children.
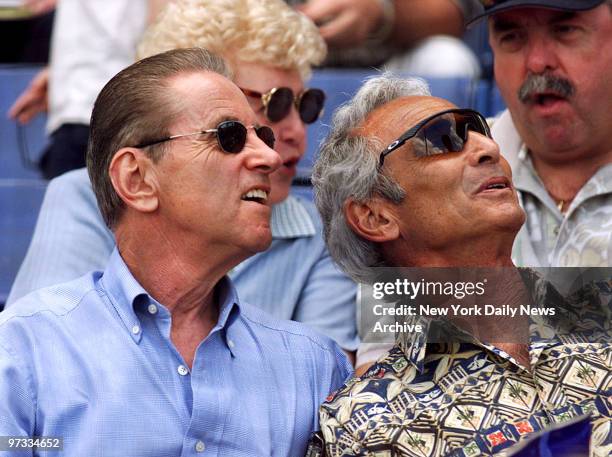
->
<box><xmin>0</xmin><ymin>249</ymin><xmax>352</xmax><ymax>456</ymax></box>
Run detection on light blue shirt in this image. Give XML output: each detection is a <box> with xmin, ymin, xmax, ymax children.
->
<box><xmin>7</xmin><ymin>168</ymin><xmax>358</xmax><ymax>350</ymax></box>
<box><xmin>0</xmin><ymin>248</ymin><xmax>352</xmax><ymax>457</ymax></box>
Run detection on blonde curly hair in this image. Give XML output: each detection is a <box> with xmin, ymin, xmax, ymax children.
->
<box><xmin>137</xmin><ymin>0</ymin><xmax>326</xmax><ymax>80</ymax></box>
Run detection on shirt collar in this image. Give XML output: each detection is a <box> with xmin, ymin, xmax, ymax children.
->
<box><xmin>512</xmin><ymin>145</ymin><xmax>550</xmax><ymax>198</ymax></box>
<box><xmin>514</xmin><ymin>145</ymin><xmax>612</xmax><ymax>217</ymax></box>
<box><xmin>210</xmin><ymin>276</ymin><xmax>241</xmax><ymax>357</ymax></box>
<box><xmin>395</xmin><ymin>316</ymin><xmax>430</xmax><ymax>372</ymax></box>
<box><xmin>99</xmin><ymin>248</ymin><xmax>149</xmax><ymax>343</ymax></box>
<box><xmin>99</xmin><ymin>248</ymin><xmax>240</xmax><ymax>354</ymax></box>
<box><xmin>270</xmin><ymin>195</ymin><xmax>316</xmax><ymax>239</ymax></box>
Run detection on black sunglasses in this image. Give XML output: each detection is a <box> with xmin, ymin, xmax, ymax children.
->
<box><xmin>133</xmin><ymin>120</ymin><xmax>275</xmax><ymax>153</ymax></box>
<box><xmin>378</xmin><ymin>108</ymin><xmax>492</xmax><ymax>168</ymax></box>
<box><xmin>241</xmin><ymin>87</ymin><xmax>326</xmax><ymax>124</ymax></box>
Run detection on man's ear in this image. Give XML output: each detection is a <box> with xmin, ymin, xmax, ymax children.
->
<box><xmin>109</xmin><ymin>148</ymin><xmax>159</xmax><ymax>215</ymax></box>
<box><xmin>344</xmin><ymin>197</ymin><xmax>400</xmax><ymax>242</ymax></box>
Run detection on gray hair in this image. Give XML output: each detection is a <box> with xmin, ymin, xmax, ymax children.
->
<box><xmin>87</xmin><ymin>48</ymin><xmax>231</xmax><ymax>229</ymax></box>
<box><xmin>312</xmin><ymin>73</ymin><xmax>430</xmax><ymax>283</ymax></box>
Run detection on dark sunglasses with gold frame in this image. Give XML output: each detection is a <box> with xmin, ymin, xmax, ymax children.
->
<box><xmin>241</xmin><ymin>86</ymin><xmax>325</xmax><ymax>124</ymax></box>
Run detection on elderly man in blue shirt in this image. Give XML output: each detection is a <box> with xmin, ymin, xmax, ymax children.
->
<box><xmin>0</xmin><ymin>48</ymin><xmax>351</xmax><ymax>456</ymax></box>
<box><xmin>6</xmin><ymin>0</ymin><xmax>359</xmax><ymax>357</ymax></box>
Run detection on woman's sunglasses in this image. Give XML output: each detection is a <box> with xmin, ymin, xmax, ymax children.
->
<box><xmin>133</xmin><ymin>120</ymin><xmax>275</xmax><ymax>154</ymax></box>
<box><xmin>241</xmin><ymin>87</ymin><xmax>326</xmax><ymax>124</ymax></box>
<box><xmin>378</xmin><ymin>108</ymin><xmax>492</xmax><ymax>168</ymax></box>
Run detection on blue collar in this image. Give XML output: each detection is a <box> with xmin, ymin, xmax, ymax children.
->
<box><xmin>99</xmin><ymin>248</ymin><xmax>240</xmax><ymax>354</ymax></box>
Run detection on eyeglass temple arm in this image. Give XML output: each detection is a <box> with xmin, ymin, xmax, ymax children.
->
<box><xmin>134</xmin><ymin>130</ymin><xmax>213</xmax><ymax>149</ymax></box>
<box><xmin>240</xmin><ymin>87</ymin><xmax>264</xmax><ymax>99</ymax></box>
<box><xmin>378</xmin><ymin>124</ymin><xmax>422</xmax><ymax>168</ymax></box>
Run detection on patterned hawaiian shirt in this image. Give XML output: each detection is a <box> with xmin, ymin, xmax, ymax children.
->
<box><xmin>310</xmin><ymin>274</ymin><xmax>612</xmax><ymax>456</ymax></box>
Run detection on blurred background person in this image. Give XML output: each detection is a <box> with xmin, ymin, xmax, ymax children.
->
<box><xmin>295</xmin><ymin>0</ymin><xmax>481</xmax><ymax>76</ymax></box>
<box><xmin>0</xmin><ymin>0</ymin><xmax>54</xmax><ymax>64</ymax></box>
<box><xmin>7</xmin><ymin>0</ymin><xmax>168</xmax><ymax>179</ymax></box>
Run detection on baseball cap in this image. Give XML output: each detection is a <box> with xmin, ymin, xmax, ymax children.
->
<box><xmin>466</xmin><ymin>0</ymin><xmax>607</xmax><ymax>25</ymax></box>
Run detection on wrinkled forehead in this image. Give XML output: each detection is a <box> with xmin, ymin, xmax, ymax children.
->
<box><xmin>358</xmin><ymin>96</ymin><xmax>458</xmax><ymax>147</ymax></box>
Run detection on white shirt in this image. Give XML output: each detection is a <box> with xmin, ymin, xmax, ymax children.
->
<box><xmin>47</xmin><ymin>0</ymin><xmax>148</xmax><ymax>133</ymax></box>
<box><xmin>491</xmin><ymin>109</ymin><xmax>612</xmax><ymax>268</ymax></box>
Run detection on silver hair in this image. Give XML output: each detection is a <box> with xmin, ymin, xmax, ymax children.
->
<box><xmin>312</xmin><ymin>73</ymin><xmax>431</xmax><ymax>284</ymax></box>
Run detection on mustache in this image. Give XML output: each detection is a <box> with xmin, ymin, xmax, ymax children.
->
<box><xmin>518</xmin><ymin>73</ymin><xmax>575</xmax><ymax>103</ymax></box>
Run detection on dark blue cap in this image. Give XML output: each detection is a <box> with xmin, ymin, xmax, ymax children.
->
<box><xmin>467</xmin><ymin>0</ymin><xmax>607</xmax><ymax>25</ymax></box>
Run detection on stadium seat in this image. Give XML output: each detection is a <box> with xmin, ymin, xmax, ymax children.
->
<box><xmin>0</xmin><ymin>180</ymin><xmax>47</xmax><ymax>307</ymax></box>
<box><xmin>0</xmin><ymin>65</ymin><xmax>48</xmax><ymax>308</ymax></box>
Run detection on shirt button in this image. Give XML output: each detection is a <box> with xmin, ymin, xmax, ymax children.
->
<box><xmin>177</xmin><ymin>365</ymin><xmax>189</xmax><ymax>376</ymax></box>
<box><xmin>131</xmin><ymin>324</ymin><xmax>140</xmax><ymax>335</ymax></box>
<box><xmin>148</xmin><ymin>304</ymin><xmax>158</xmax><ymax>315</ymax></box>
<box><xmin>553</xmin><ymin>226</ymin><xmax>560</xmax><ymax>236</ymax></box>
<box><xmin>195</xmin><ymin>440</ymin><xmax>205</xmax><ymax>452</ymax></box>
<box><xmin>228</xmin><ymin>339</ymin><xmax>235</xmax><ymax>349</ymax></box>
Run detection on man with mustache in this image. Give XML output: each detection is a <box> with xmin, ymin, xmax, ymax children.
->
<box><xmin>469</xmin><ymin>0</ymin><xmax>612</xmax><ymax>267</ymax></box>
<box><xmin>307</xmin><ymin>74</ymin><xmax>611</xmax><ymax>456</ymax></box>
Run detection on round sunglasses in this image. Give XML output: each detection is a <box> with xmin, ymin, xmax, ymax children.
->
<box><xmin>241</xmin><ymin>86</ymin><xmax>325</xmax><ymax>124</ymax></box>
<box><xmin>378</xmin><ymin>108</ymin><xmax>492</xmax><ymax>168</ymax></box>
<box><xmin>133</xmin><ymin>120</ymin><xmax>275</xmax><ymax>154</ymax></box>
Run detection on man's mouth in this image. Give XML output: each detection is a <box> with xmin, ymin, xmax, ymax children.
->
<box><xmin>529</xmin><ymin>92</ymin><xmax>567</xmax><ymax>107</ymax></box>
<box><xmin>276</xmin><ymin>156</ymin><xmax>300</xmax><ymax>177</ymax></box>
<box><xmin>477</xmin><ymin>177</ymin><xmax>511</xmax><ymax>194</ymax></box>
<box><xmin>241</xmin><ymin>188</ymin><xmax>269</xmax><ymax>204</ymax></box>
<box><xmin>518</xmin><ymin>73</ymin><xmax>575</xmax><ymax>107</ymax></box>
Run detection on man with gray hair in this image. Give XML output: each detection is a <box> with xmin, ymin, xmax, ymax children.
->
<box><xmin>0</xmin><ymin>48</ymin><xmax>351</xmax><ymax>456</ymax></box>
<box><xmin>307</xmin><ymin>73</ymin><xmax>611</xmax><ymax>456</ymax></box>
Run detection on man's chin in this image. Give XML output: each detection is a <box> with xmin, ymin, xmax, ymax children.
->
<box><xmin>496</xmin><ymin>206</ymin><xmax>526</xmax><ymax>234</ymax></box>
<box><xmin>247</xmin><ymin>230</ymin><xmax>273</xmax><ymax>254</ymax></box>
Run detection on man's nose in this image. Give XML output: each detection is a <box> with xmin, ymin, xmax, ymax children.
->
<box><xmin>524</xmin><ymin>34</ymin><xmax>560</xmax><ymax>75</ymax></box>
<box><xmin>245</xmin><ymin>132</ymin><xmax>282</xmax><ymax>173</ymax></box>
<box><xmin>466</xmin><ymin>131</ymin><xmax>501</xmax><ymax>166</ymax></box>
